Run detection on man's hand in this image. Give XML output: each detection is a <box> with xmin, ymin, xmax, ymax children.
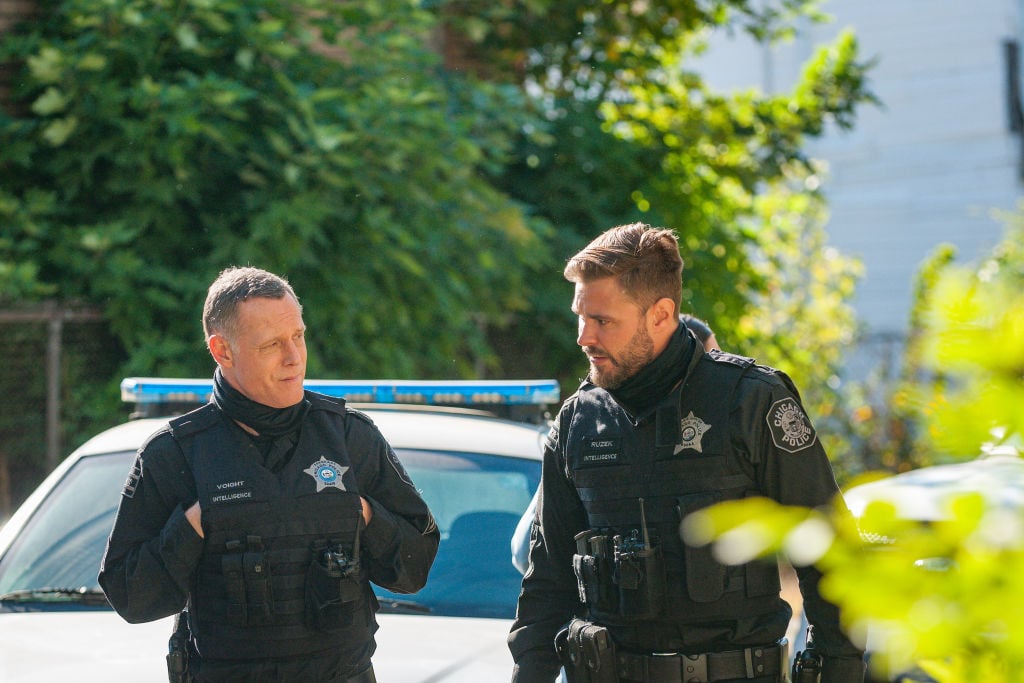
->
<box><xmin>360</xmin><ymin>496</ymin><xmax>373</xmax><ymax>525</ymax></box>
<box><xmin>185</xmin><ymin>501</ymin><xmax>204</xmax><ymax>538</ymax></box>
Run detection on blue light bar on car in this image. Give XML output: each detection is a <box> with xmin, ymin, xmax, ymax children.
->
<box><xmin>121</xmin><ymin>377</ymin><xmax>561</xmax><ymax>406</ymax></box>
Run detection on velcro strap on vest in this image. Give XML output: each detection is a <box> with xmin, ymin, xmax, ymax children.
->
<box><xmin>222</xmin><ymin>552</ymin><xmax>246</xmax><ymax>623</ymax></box>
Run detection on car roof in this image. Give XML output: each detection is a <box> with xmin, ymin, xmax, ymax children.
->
<box><xmin>844</xmin><ymin>452</ymin><xmax>1024</xmax><ymax>521</ymax></box>
<box><xmin>356</xmin><ymin>404</ymin><xmax>546</xmax><ymax>460</ymax></box>
<box><xmin>71</xmin><ymin>404</ymin><xmax>546</xmax><ymax>461</ymax></box>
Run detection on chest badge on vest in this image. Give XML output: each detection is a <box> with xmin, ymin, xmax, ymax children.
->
<box><xmin>674</xmin><ymin>411</ymin><xmax>711</xmax><ymax>454</ymax></box>
<box><xmin>767</xmin><ymin>398</ymin><xmax>817</xmax><ymax>453</ymax></box>
<box><xmin>304</xmin><ymin>457</ymin><xmax>349</xmax><ymax>492</ymax></box>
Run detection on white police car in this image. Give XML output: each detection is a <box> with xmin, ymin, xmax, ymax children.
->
<box><xmin>0</xmin><ymin>378</ymin><xmax>554</xmax><ymax>682</ymax></box>
<box><xmin>843</xmin><ymin>441</ymin><xmax>1024</xmax><ymax>683</ymax></box>
<box><xmin>844</xmin><ymin>443</ymin><xmax>1024</xmax><ymax>524</ymax></box>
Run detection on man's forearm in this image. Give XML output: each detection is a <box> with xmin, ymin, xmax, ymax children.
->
<box><xmin>100</xmin><ymin>504</ymin><xmax>203</xmax><ymax>623</ymax></box>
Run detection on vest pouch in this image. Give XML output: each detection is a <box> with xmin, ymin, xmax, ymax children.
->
<box><xmin>573</xmin><ymin>553</ymin><xmax>596</xmax><ymax>605</ymax></box>
<box><xmin>573</xmin><ymin>531</ymin><xmax>617</xmax><ymax>613</ymax></box>
<box><xmin>221</xmin><ymin>545</ymin><xmax>247</xmax><ymax>626</ymax></box>
<box><xmin>305</xmin><ymin>538</ymin><xmax>362</xmax><ymax>632</ymax></box>
<box><xmin>221</xmin><ymin>536</ymin><xmax>274</xmax><ymax>626</ymax></box>
<box><xmin>744</xmin><ymin>557</ymin><xmax>781</xmax><ymax>597</ymax></box>
<box><xmin>677</xmin><ymin>493</ymin><xmax>727</xmax><ymax>603</ymax></box>
<box><xmin>563</xmin><ymin>619</ymin><xmax>617</xmax><ymax>683</ymax></box>
<box><xmin>612</xmin><ymin>531</ymin><xmax>665</xmax><ymax>619</ymax></box>
<box><xmin>243</xmin><ymin>538</ymin><xmax>273</xmax><ymax>625</ymax></box>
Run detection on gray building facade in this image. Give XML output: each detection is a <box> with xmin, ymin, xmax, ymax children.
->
<box><xmin>697</xmin><ymin>0</ymin><xmax>1023</xmax><ymax>360</ymax></box>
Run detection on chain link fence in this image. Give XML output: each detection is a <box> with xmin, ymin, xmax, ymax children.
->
<box><xmin>0</xmin><ymin>305</ymin><xmax>122</xmax><ymax>521</ymax></box>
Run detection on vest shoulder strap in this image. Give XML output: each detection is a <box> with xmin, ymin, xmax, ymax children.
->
<box><xmin>684</xmin><ymin>351</ymin><xmax>754</xmax><ymax>398</ymax></box>
<box><xmin>306</xmin><ymin>391</ymin><xmax>347</xmax><ymax>416</ymax></box>
<box><xmin>168</xmin><ymin>403</ymin><xmax>221</xmax><ymax>439</ymax></box>
<box><xmin>704</xmin><ymin>349</ymin><xmax>756</xmax><ymax>369</ymax></box>
<box><xmin>557</xmin><ymin>393</ymin><xmax>580</xmax><ymax>436</ymax></box>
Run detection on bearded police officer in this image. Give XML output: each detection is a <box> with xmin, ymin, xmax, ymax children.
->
<box><xmin>507</xmin><ymin>224</ymin><xmax>864</xmax><ymax>682</ymax></box>
<box><xmin>510</xmin><ymin>314</ymin><xmax>721</xmax><ymax>577</ymax></box>
<box><xmin>100</xmin><ymin>266</ymin><xmax>439</xmax><ymax>682</ymax></box>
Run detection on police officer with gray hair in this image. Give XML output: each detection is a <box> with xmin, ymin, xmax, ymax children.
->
<box><xmin>507</xmin><ymin>224</ymin><xmax>864</xmax><ymax>682</ymax></box>
<box><xmin>100</xmin><ymin>266</ymin><xmax>439</xmax><ymax>681</ymax></box>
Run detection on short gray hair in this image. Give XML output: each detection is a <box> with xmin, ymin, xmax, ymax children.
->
<box><xmin>202</xmin><ymin>266</ymin><xmax>301</xmax><ymax>341</ymax></box>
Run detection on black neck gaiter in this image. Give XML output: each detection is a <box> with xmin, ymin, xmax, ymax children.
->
<box><xmin>608</xmin><ymin>323</ymin><xmax>694</xmax><ymax>418</ymax></box>
<box><xmin>212</xmin><ymin>367</ymin><xmax>309</xmax><ymax>437</ymax></box>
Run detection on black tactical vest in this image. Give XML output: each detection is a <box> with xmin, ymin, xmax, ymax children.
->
<box><xmin>566</xmin><ymin>353</ymin><xmax>781</xmax><ymax>624</ymax></box>
<box><xmin>169</xmin><ymin>397</ymin><xmax>372</xmax><ymax>660</ymax></box>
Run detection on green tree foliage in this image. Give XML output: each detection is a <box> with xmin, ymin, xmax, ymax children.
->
<box><xmin>912</xmin><ymin>217</ymin><xmax>1024</xmax><ymax>456</ymax></box>
<box><xmin>1</xmin><ymin>0</ymin><xmax>874</xmax><ymax>384</ymax></box>
<box><xmin>0</xmin><ymin>0</ymin><xmax>543</xmax><ymax>379</ymax></box>
<box><xmin>1</xmin><ymin>1</ymin><xmax>875</xmax><ymax>502</ymax></box>
<box><xmin>733</xmin><ymin>175</ymin><xmax>864</xmax><ymax>479</ymax></box>
<box><xmin>602</xmin><ymin>28</ymin><xmax>872</xmax><ymax>333</ymax></box>
<box><xmin>687</xmin><ymin>216</ymin><xmax>1024</xmax><ymax>682</ymax></box>
<box><xmin>468</xmin><ymin>1</ymin><xmax>875</xmax><ymax>447</ymax></box>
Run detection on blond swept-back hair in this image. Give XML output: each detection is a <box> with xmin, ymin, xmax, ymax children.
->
<box><xmin>563</xmin><ymin>223</ymin><xmax>683</xmax><ymax>311</ymax></box>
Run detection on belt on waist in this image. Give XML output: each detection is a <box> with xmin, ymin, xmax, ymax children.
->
<box><xmin>617</xmin><ymin>643</ymin><xmax>783</xmax><ymax>683</ymax></box>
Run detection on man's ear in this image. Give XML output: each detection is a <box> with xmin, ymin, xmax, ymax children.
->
<box><xmin>208</xmin><ymin>334</ymin><xmax>232</xmax><ymax>366</ymax></box>
<box><xmin>649</xmin><ymin>297</ymin><xmax>678</xmax><ymax>329</ymax></box>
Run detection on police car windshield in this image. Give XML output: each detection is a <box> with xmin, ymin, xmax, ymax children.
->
<box><xmin>0</xmin><ymin>447</ymin><xmax>540</xmax><ymax>619</ymax></box>
<box><xmin>375</xmin><ymin>448</ymin><xmax>539</xmax><ymax>619</ymax></box>
<box><xmin>0</xmin><ymin>452</ymin><xmax>130</xmax><ymax>600</ymax></box>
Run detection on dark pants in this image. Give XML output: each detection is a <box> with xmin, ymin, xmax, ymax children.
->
<box><xmin>190</xmin><ymin>658</ymin><xmax>375</xmax><ymax>683</ymax></box>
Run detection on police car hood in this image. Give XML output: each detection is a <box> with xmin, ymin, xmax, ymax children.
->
<box><xmin>0</xmin><ymin>611</ymin><xmax>513</xmax><ymax>682</ymax></box>
<box><xmin>0</xmin><ymin>612</ymin><xmax>173</xmax><ymax>681</ymax></box>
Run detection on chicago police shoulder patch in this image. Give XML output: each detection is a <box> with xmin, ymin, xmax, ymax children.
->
<box><xmin>384</xmin><ymin>445</ymin><xmax>415</xmax><ymax>487</ymax></box>
<box><xmin>766</xmin><ymin>398</ymin><xmax>817</xmax><ymax>453</ymax></box>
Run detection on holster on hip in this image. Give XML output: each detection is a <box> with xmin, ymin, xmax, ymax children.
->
<box><xmin>556</xmin><ymin>618</ymin><xmax>618</xmax><ymax>683</ymax></box>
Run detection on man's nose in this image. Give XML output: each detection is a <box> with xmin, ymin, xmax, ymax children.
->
<box><xmin>577</xmin><ymin>319</ymin><xmax>595</xmax><ymax>348</ymax></box>
<box><xmin>283</xmin><ymin>340</ymin><xmax>303</xmax><ymax>364</ymax></box>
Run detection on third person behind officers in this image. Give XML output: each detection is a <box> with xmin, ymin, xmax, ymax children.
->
<box><xmin>508</xmin><ymin>223</ymin><xmax>865</xmax><ymax>682</ymax></box>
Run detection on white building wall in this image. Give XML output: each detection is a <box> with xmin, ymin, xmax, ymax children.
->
<box><xmin>695</xmin><ymin>0</ymin><xmax>1024</xmax><ymax>344</ymax></box>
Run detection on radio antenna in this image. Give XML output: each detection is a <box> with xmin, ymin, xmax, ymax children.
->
<box><xmin>638</xmin><ymin>497</ymin><xmax>650</xmax><ymax>549</ymax></box>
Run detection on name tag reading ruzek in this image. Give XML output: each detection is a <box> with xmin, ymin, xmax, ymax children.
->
<box><xmin>581</xmin><ymin>437</ymin><xmax>622</xmax><ymax>466</ymax></box>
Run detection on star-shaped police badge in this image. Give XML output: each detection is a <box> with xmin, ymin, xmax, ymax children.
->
<box><xmin>304</xmin><ymin>457</ymin><xmax>349</xmax><ymax>493</ymax></box>
<box><xmin>674</xmin><ymin>411</ymin><xmax>711</xmax><ymax>454</ymax></box>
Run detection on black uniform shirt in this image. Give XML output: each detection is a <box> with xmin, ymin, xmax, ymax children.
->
<box><xmin>99</xmin><ymin>394</ymin><xmax>439</xmax><ymax>672</ymax></box>
<box><xmin>509</xmin><ymin>341</ymin><xmax>864</xmax><ymax>681</ymax></box>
